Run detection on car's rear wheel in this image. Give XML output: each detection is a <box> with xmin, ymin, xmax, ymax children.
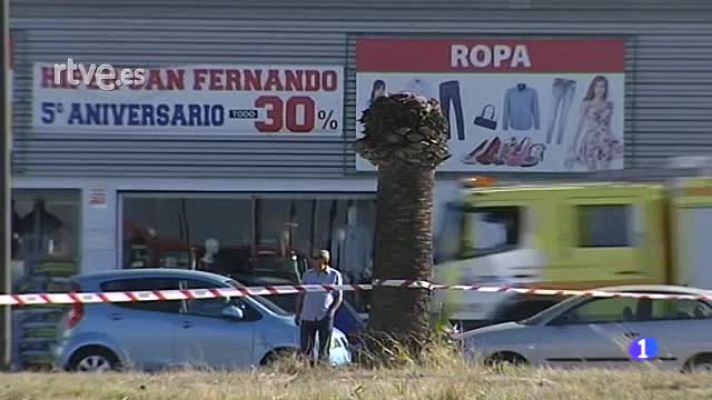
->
<box><xmin>685</xmin><ymin>354</ymin><xmax>712</xmax><ymax>373</ymax></box>
<box><xmin>68</xmin><ymin>347</ymin><xmax>120</xmax><ymax>372</ymax></box>
<box><xmin>484</xmin><ymin>352</ymin><xmax>528</xmax><ymax>368</ymax></box>
<box><xmin>261</xmin><ymin>348</ymin><xmax>299</xmax><ymax>366</ymax></box>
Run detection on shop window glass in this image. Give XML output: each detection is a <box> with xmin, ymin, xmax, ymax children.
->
<box><xmin>122</xmin><ymin>196</ymin><xmax>252</xmax><ymax>271</ymax></box>
<box><xmin>577</xmin><ymin>205</ymin><xmax>632</xmax><ymax>248</ymax></box>
<box><xmin>11</xmin><ymin>189</ymin><xmax>81</xmax><ymax>293</ymax></box>
<box><xmin>316</xmin><ymin>199</ymin><xmax>375</xmax><ymax>314</ymax></box>
<box><xmin>253</xmin><ymin>198</ymin><xmax>375</xmax><ymax>283</ymax></box>
<box><xmin>11</xmin><ymin>189</ymin><xmax>81</xmax><ymax>370</ymax></box>
<box><xmin>314</xmin><ymin>199</ymin><xmax>342</xmax><ymax>253</ymax></box>
<box><xmin>255</xmin><ymin>199</ymin><xmax>311</xmax><ymax>268</ymax></box>
<box><xmin>121</xmin><ymin>194</ymin><xmax>375</xmax><ymax>285</ymax></box>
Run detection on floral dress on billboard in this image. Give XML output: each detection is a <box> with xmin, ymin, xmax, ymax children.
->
<box><xmin>573</xmin><ymin>101</ymin><xmax>623</xmax><ymax>169</ymax></box>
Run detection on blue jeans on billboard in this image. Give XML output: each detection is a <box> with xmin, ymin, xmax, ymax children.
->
<box><xmin>300</xmin><ymin>316</ymin><xmax>333</xmax><ymax>363</ymax></box>
<box><xmin>439</xmin><ymin>80</ymin><xmax>465</xmax><ymax>141</ymax></box>
<box><xmin>546</xmin><ymin>78</ymin><xmax>576</xmax><ymax>145</ymax></box>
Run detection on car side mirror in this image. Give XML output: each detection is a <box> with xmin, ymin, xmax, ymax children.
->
<box><xmin>222</xmin><ymin>305</ymin><xmax>244</xmax><ymax>320</ymax></box>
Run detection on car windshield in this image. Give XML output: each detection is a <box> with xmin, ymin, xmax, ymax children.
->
<box><xmin>435</xmin><ymin>205</ymin><xmax>521</xmax><ymax>263</ymax></box>
<box><xmin>519</xmin><ymin>295</ymin><xmax>584</xmax><ymax>326</ymax></box>
<box><xmin>224</xmin><ymin>279</ymin><xmax>291</xmax><ymax>317</ymax></box>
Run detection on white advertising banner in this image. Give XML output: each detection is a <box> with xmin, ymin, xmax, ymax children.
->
<box><xmin>32</xmin><ymin>64</ymin><xmax>344</xmax><ymax>136</ymax></box>
<box><xmin>355</xmin><ymin>39</ymin><xmax>626</xmax><ymax>172</ymax></box>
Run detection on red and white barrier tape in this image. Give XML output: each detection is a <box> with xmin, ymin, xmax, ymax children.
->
<box><xmin>2</xmin><ymin>280</ymin><xmax>711</xmax><ymax>306</ymax></box>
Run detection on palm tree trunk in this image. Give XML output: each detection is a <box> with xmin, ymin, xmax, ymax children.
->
<box><xmin>355</xmin><ymin>93</ymin><xmax>450</xmax><ymax>361</ymax></box>
<box><xmin>368</xmin><ymin>164</ymin><xmax>434</xmax><ymax>352</ymax></box>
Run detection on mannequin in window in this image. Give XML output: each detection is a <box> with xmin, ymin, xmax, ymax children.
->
<box><xmin>125</xmin><ymin>225</ymin><xmax>160</xmax><ymax>268</ymax></box>
<box><xmin>199</xmin><ymin>238</ymin><xmax>225</xmax><ymax>275</ymax></box>
<box><xmin>279</xmin><ymin>226</ymin><xmax>293</xmax><ymax>257</ymax></box>
<box><xmin>17</xmin><ymin>198</ymin><xmax>67</xmax><ymax>259</ymax></box>
<box><xmin>275</xmin><ymin>227</ymin><xmax>302</xmax><ymax>281</ymax></box>
<box><xmin>331</xmin><ymin>205</ymin><xmax>372</xmax><ymax>284</ymax></box>
<box><xmin>10</xmin><ymin>200</ymin><xmax>24</xmax><ymax>288</ymax></box>
<box><xmin>11</xmin><ymin>200</ymin><xmax>22</xmax><ymax>260</ymax></box>
<box><xmin>126</xmin><ymin>227</ymin><xmax>149</xmax><ymax>268</ymax></box>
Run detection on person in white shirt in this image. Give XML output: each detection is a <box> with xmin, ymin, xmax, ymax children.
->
<box><xmin>294</xmin><ymin>250</ymin><xmax>343</xmax><ymax>364</ymax></box>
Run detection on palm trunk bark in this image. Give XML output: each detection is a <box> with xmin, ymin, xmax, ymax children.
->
<box><xmin>368</xmin><ymin>165</ymin><xmax>434</xmax><ymax>351</ymax></box>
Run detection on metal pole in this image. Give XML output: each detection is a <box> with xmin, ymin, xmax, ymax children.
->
<box><xmin>0</xmin><ymin>0</ymin><xmax>12</xmax><ymax>370</ymax></box>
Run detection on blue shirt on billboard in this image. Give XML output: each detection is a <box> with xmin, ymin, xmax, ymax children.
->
<box><xmin>503</xmin><ymin>85</ymin><xmax>540</xmax><ymax>131</ymax></box>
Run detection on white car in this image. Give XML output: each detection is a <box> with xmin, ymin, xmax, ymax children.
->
<box><xmin>455</xmin><ymin>285</ymin><xmax>712</xmax><ymax>372</ymax></box>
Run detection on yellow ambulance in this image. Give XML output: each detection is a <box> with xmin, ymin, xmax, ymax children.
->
<box><xmin>433</xmin><ymin>173</ymin><xmax>712</xmax><ymax>324</ymax></box>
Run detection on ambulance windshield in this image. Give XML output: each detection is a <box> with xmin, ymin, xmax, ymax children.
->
<box><xmin>464</xmin><ymin>206</ymin><xmax>520</xmax><ymax>257</ymax></box>
<box><xmin>435</xmin><ymin>204</ymin><xmax>521</xmax><ymax>263</ymax></box>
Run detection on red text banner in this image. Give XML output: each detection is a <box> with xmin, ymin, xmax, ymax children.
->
<box><xmin>356</xmin><ymin>39</ymin><xmax>625</xmax><ymax>73</ymax></box>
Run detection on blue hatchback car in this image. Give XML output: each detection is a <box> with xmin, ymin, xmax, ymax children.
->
<box><xmin>54</xmin><ymin>269</ymin><xmax>352</xmax><ymax>371</ymax></box>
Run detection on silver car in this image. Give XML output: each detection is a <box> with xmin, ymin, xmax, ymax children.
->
<box><xmin>456</xmin><ymin>285</ymin><xmax>712</xmax><ymax>372</ymax></box>
<box><xmin>54</xmin><ymin>269</ymin><xmax>351</xmax><ymax>371</ymax></box>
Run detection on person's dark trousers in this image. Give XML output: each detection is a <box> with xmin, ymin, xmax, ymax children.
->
<box><xmin>299</xmin><ymin>316</ymin><xmax>334</xmax><ymax>365</ymax></box>
<box><xmin>439</xmin><ymin>80</ymin><xmax>465</xmax><ymax>141</ymax></box>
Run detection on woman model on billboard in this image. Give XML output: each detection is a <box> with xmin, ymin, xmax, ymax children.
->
<box><xmin>566</xmin><ymin>76</ymin><xmax>623</xmax><ymax>171</ymax></box>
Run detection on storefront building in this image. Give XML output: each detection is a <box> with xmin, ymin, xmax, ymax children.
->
<box><xmin>6</xmin><ymin>0</ymin><xmax>712</xmax><ymax>366</ymax></box>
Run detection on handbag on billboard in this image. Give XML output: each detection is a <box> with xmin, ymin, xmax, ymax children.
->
<box><xmin>474</xmin><ymin>104</ymin><xmax>497</xmax><ymax>130</ymax></box>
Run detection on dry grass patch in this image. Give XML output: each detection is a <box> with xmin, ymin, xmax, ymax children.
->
<box><xmin>3</xmin><ymin>366</ymin><xmax>712</xmax><ymax>400</ymax></box>
<box><xmin>2</xmin><ymin>345</ymin><xmax>712</xmax><ymax>399</ymax></box>
<box><xmin>1</xmin><ymin>365</ymin><xmax>712</xmax><ymax>400</ymax></box>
